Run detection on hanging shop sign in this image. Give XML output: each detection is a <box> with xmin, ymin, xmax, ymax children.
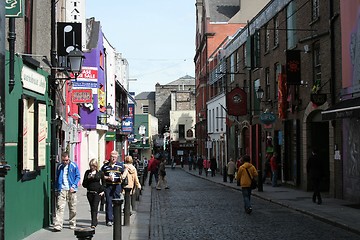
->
<box><xmin>286</xmin><ymin>50</ymin><xmax>301</xmax><ymax>85</ymax></box>
<box><xmin>6</xmin><ymin>0</ymin><xmax>24</xmax><ymax>17</ymax></box>
<box><xmin>226</xmin><ymin>87</ymin><xmax>247</xmax><ymax>116</ymax></box>
<box><xmin>71</xmin><ymin>89</ymin><xmax>93</xmax><ymax>103</ymax></box>
<box><xmin>105</xmin><ymin>131</ymin><xmax>116</xmax><ymax>141</ymax></box>
<box><xmin>260</xmin><ymin>112</ymin><xmax>276</xmax><ymax>125</ymax></box>
<box><xmin>310</xmin><ymin>93</ymin><xmax>327</xmax><ymax>106</ymax></box>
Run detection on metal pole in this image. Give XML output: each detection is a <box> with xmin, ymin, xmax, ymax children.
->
<box><xmin>123</xmin><ymin>188</ymin><xmax>131</xmax><ymax>226</ymax></box>
<box><xmin>112</xmin><ymin>198</ymin><xmax>123</xmax><ymax>240</ymax></box>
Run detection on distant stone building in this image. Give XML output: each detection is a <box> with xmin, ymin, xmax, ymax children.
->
<box><xmin>134</xmin><ymin>91</ymin><xmax>156</xmax><ymax>116</ymax></box>
<box><xmin>155</xmin><ymin>75</ymin><xmax>195</xmax><ymax>134</ymax></box>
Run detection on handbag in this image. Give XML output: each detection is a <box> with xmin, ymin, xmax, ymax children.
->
<box><xmin>245</xmin><ymin>168</ymin><xmax>258</xmax><ymax>190</ymax></box>
<box><xmin>121</xmin><ymin>174</ymin><xmax>128</xmax><ymax>188</ymax></box>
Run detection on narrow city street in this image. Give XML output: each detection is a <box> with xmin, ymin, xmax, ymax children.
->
<box><xmin>149</xmin><ymin>168</ymin><xmax>360</xmax><ymax>240</ymax></box>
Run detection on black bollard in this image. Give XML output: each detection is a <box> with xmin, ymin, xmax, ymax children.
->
<box><xmin>112</xmin><ymin>198</ymin><xmax>123</xmax><ymax>240</ymax></box>
<box><xmin>123</xmin><ymin>188</ymin><xmax>131</xmax><ymax>226</ymax></box>
<box><xmin>74</xmin><ymin>227</ymin><xmax>95</xmax><ymax>240</ymax></box>
<box><xmin>223</xmin><ymin>166</ymin><xmax>227</xmax><ymax>182</ymax></box>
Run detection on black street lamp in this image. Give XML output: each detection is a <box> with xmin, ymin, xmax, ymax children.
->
<box><xmin>67</xmin><ymin>48</ymin><xmax>85</xmax><ymax>79</ymax></box>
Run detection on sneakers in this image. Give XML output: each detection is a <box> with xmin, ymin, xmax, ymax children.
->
<box><xmin>69</xmin><ymin>225</ymin><xmax>76</xmax><ymax>230</ymax></box>
<box><xmin>246</xmin><ymin>207</ymin><xmax>252</xmax><ymax>214</ymax></box>
<box><xmin>53</xmin><ymin>226</ymin><xmax>61</xmax><ymax>232</ymax></box>
<box><xmin>165</xmin><ymin>187</ymin><xmax>170</xmax><ymax>189</ymax></box>
<box><xmin>106</xmin><ymin>221</ymin><xmax>113</xmax><ymax>226</ymax></box>
<box><xmin>156</xmin><ymin>188</ymin><xmax>161</xmax><ymax>190</ymax></box>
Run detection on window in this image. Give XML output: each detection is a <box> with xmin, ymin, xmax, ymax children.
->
<box><xmin>100</xmin><ymin>51</ymin><xmax>104</xmax><ymax>69</ymax></box>
<box><xmin>142</xmin><ymin>105</ymin><xmax>149</xmax><ymax>114</ymax></box>
<box><xmin>230</xmin><ymin>53</ymin><xmax>235</xmax><ymax>82</ymax></box>
<box><xmin>312</xmin><ymin>0</ymin><xmax>319</xmax><ymax>21</ymax></box>
<box><xmin>287</xmin><ymin>2</ymin><xmax>297</xmax><ymax>49</ymax></box>
<box><xmin>19</xmin><ymin>97</ymin><xmax>47</xmax><ymax>181</ymax></box>
<box><xmin>313</xmin><ymin>42</ymin><xmax>321</xmax><ymax>86</ymax></box>
<box><xmin>253</xmin><ymin>31</ymin><xmax>261</xmax><ymax>68</ymax></box>
<box><xmin>179</xmin><ymin>124</ymin><xmax>185</xmax><ymax>139</ymax></box>
<box><xmin>265</xmin><ymin>24</ymin><xmax>270</xmax><ymax>52</ymax></box>
<box><xmin>216</xmin><ymin>107</ymin><xmax>219</xmax><ymax>131</ymax></box>
<box><xmin>274</xmin><ymin>15</ymin><xmax>279</xmax><ymax>47</ymax></box>
<box><xmin>265</xmin><ymin>68</ymin><xmax>270</xmax><ymax>99</ymax></box>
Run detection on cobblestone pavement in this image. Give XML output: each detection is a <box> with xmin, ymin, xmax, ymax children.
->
<box><xmin>150</xmin><ymin>168</ymin><xmax>360</xmax><ymax>240</ymax></box>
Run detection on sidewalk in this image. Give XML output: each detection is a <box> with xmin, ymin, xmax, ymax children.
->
<box><xmin>183</xmin><ymin>167</ymin><xmax>360</xmax><ymax>236</ymax></box>
<box><xmin>24</xmin><ymin>184</ymin><xmax>151</xmax><ymax>240</ymax></box>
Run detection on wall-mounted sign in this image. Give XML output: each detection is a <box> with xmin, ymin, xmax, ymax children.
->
<box><xmin>72</xmin><ymin>89</ymin><xmax>93</xmax><ymax>103</ymax></box>
<box><xmin>21</xmin><ymin>65</ymin><xmax>46</xmax><ymax>95</ymax></box>
<box><xmin>105</xmin><ymin>131</ymin><xmax>116</xmax><ymax>141</ymax></box>
<box><xmin>57</xmin><ymin>22</ymin><xmax>82</xmax><ymax>56</ymax></box>
<box><xmin>260</xmin><ymin>112</ymin><xmax>276</xmax><ymax>125</ymax></box>
<box><xmin>122</xmin><ymin>116</ymin><xmax>133</xmax><ymax>133</ymax></box>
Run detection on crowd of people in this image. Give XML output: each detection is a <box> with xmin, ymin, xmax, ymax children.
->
<box><xmin>53</xmin><ymin>148</ymin><xmax>323</xmax><ymax>229</ymax></box>
<box><xmin>53</xmin><ymin>150</ymin><xmax>168</xmax><ymax>232</ymax></box>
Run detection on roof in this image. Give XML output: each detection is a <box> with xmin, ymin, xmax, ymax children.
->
<box><xmin>166</xmin><ymin>75</ymin><xmax>195</xmax><ymax>86</ymax></box>
<box><xmin>208</xmin><ymin>0</ymin><xmax>240</xmax><ymax>22</ymax></box>
<box><xmin>135</xmin><ymin>92</ymin><xmax>155</xmax><ymax>100</ymax></box>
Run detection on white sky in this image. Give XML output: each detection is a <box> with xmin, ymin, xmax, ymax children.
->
<box><xmin>85</xmin><ymin>0</ymin><xmax>196</xmax><ymax>95</ymax></box>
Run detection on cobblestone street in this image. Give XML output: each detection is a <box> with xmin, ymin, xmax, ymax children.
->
<box><xmin>149</xmin><ymin>168</ymin><xmax>360</xmax><ymax>240</ymax></box>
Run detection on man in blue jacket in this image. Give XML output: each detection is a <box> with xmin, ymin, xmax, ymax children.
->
<box><xmin>53</xmin><ymin>152</ymin><xmax>80</xmax><ymax>231</ymax></box>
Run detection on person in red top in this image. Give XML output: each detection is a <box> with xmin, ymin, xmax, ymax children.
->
<box><xmin>270</xmin><ymin>152</ymin><xmax>278</xmax><ymax>187</ymax></box>
<box><xmin>203</xmin><ymin>157</ymin><xmax>210</xmax><ymax>177</ymax></box>
<box><xmin>148</xmin><ymin>154</ymin><xmax>160</xmax><ymax>186</ymax></box>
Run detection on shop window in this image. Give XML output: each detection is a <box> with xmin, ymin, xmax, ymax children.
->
<box><xmin>18</xmin><ymin>96</ymin><xmax>47</xmax><ymax>181</ymax></box>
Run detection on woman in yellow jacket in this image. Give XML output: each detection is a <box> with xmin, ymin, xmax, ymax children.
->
<box><xmin>236</xmin><ymin>155</ymin><xmax>258</xmax><ymax>214</ymax></box>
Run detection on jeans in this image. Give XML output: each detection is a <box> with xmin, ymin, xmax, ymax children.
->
<box><xmin>87</xmin><ymin>192</ymin><xmax>101</xmax><ymax>227</ymax></box>
<box><xmin>148</xmin><ymin>171</ymin><xmax>159</xmax><ymax>186</ymax></box>
<box><xmin>241</xmin><ymin>187</ymin><xmax>252</xmax><ymax>210</ymax></box>
<box><xmin>105</xmin><ymin>185</ymin><xmax>122</xmax><ymax>222</ymax></box>
<box><xmin>272</xmin><ymin>170</ymin><xmax>278</xmax><ymax>187</ymax></box>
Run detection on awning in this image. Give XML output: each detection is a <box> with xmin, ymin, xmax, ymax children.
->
<box><xmin>115</xmin><ymin>80</ymin><xmax>137</xmax><ymax>105</ymax></box>
<box><xmin>321</xmin><ymin>98</ymin><xmax>360</xmax><ymax>120</ymax></box>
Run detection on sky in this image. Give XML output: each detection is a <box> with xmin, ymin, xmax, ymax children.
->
<box><xmin>85</xmin><ymin>0</ymin><xmax>196</xmax><ymax>95</ymax></box>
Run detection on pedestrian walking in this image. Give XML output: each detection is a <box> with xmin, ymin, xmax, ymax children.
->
<box><xmin>270</xmin><ymin>152</ymin><xmax>279</xmax><ymax>187</ymax></box>
<box><xmin>227</xmin><ymin>158</ymin><xmax>236</xmax><ymax>183</ymax></box>
<box><xmin>53</xmin><ymin>152</ymin><xmax>81</xmax><ymax>231</ymax></box>
<box><xmin>101</xmin><ymin>150</ymin><xmax>124</xmax><ymax>226</ymax></box>
<box><xmin>156</xmin><ymin>158</ymin><xmax>169</xmax><ymax>190</ymax></box>
<box><xmin>210</xmin><ymin>157</ymin><xmax>217</xmax><ymax>177</ymax></box>
<box><xmin>307</xmin><ymin>148</ymin><xmax>323</xmax><ymax>204</ymax></box>
<box><xmin>262</xmin><ymin>153</ymin><xmax>272</xmax><ymax>184</ymax></box>
<box><xmin>180</xmin><ymin>156</ymin><xmax>184</xmax><ymax>168</ymax></box>
<box><xmin>148</xmin><ymin>154</ymin><xmax>160</xmax><ymax>186</ymax></box>
<box><xmin>122</xmin><ymin>155</ymin><xmax>142</xmax><ymax>212</ymax></box>
<box><xmin>82</xmin><ymin>158</ymin><xmax>105</xmax><ymax>229</ymax></box>
<box><xmin>236</xmin><ymin>155</ymin><xmax>258</xmax><ymax>214</ymax></box>
<box><xmin>203</xmin><ymin>157</ymin><xmax>210</xmax><ymax>177</ymax></box>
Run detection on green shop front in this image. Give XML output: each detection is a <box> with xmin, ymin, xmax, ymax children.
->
<box><xmin>4</xmin><ymin>54</ymin><xmax>52</xmax><ymax>240</ymax></box>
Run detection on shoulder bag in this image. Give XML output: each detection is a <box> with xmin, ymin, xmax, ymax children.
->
<box><xmin>245</xmin><ymin>168</ymin><xmax>258</xmax><ymax>190</ymax></box>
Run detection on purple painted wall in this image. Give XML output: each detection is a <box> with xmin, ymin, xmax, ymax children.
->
<box><xmin>79</xmin><ymin>27</ymin><xmax>105</xmax><ymax>129</ymax></box>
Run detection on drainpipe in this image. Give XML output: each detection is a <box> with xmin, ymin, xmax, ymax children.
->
<box><xmin>0</xmin><ymin>2</ymin><xmax>11</xmax><ymax>240</ymax></box>
<box><xmin>7</xmin><ymin>18</ymin><xmax>15</xmax><ymax>92</ymax></box>
<box><xmin>50</xmin><ymin>0</ymin><xmax>58</xmax><ymax>224</ymax></box>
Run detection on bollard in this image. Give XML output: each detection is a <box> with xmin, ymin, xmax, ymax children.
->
<box><xmin>223</xmin><ymin>166</ymin><xmax>227</xmax><ymax>182</ymax></box>
<box><xmin>123</xmin><ymin>188</ymin><xmax>131</xmax><ymax>226</ymax></box>
<box><xmin>112</xmin><ymin>198</ymin><xmax>123</xmax><ymax>240</ymax></box>
<box><xmin>74</xmin><ymin>227</ymin><xmax>95</xmax><ymax>240</ymax></box>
